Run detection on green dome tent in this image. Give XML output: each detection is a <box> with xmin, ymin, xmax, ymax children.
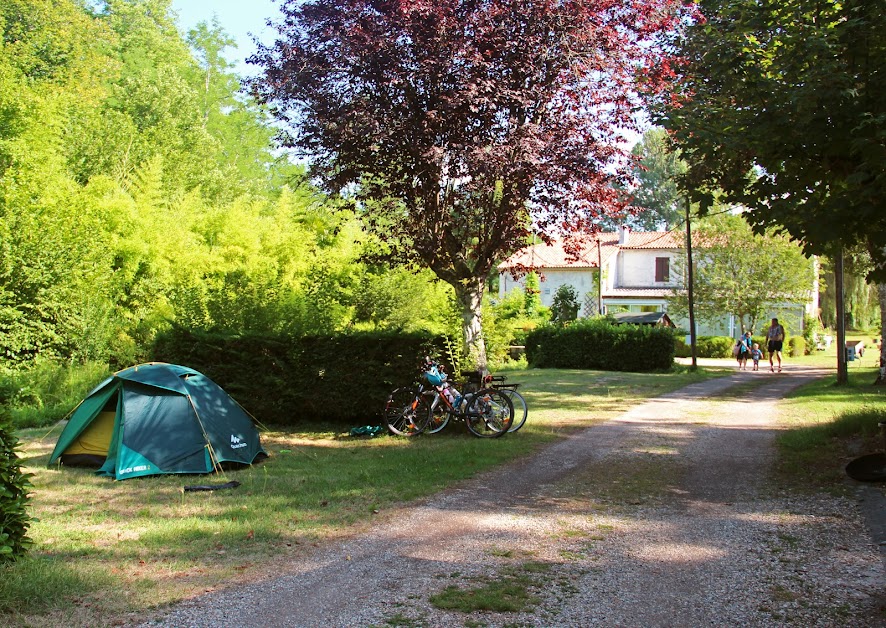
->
<box><xmin>49</xmin><ymin>363</ymin><xmax>267</xmax><ymax>480</ymax></box>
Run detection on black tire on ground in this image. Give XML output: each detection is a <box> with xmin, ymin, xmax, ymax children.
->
<box><xmin>465</xmin><ymin>388</ymin><xmax>514</xmax><ymax>438</ymax></box>
<box><xmin>500</xmin><ymin>388</ymin><xmax>528</xmax><ymax>432</ymax></box>
<box><xmin>383</xmin><ymin>387</ymin><xmax>431</xmax><ymax>436</ymax></box>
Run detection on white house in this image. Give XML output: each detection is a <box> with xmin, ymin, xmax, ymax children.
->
<box><xmin>498</xmin><ymin>227</ymin><xmax>816</xmax><ymax>338</ymax></box>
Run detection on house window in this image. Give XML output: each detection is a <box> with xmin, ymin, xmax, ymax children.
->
<box><xmin>655</xmin><ymin>257</ymin><xmax>670</xmax><ymax>282</ymax></box>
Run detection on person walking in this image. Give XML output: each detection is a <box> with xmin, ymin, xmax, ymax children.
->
<box><xmin>767</xmin><ymin>317</ymin><xmax>786</xmax><ymax>372</ymax></box>
<box><xmin>736</xmin><ymin>331</ymin><xmax>752</xmax><ymax>370</ymax></box>
<box><xmin>750</xmin><ymin>343</ymin><xmax>763</xmax><ymax>371</ymax></box>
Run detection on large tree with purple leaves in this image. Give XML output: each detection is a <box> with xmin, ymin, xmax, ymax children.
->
<box><xmin>249</xmin><ymin>0</ymin><xmax>688</xmax><ymax>367</ymax></box>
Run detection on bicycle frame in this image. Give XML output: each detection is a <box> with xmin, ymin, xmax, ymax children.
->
<box><xmin>387</xmin><ymin>357</ymin><xmax>514</xmax><ymax>437</ymax></box>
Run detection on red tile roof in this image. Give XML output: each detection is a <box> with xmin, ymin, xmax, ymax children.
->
<box><xmin>619</xmin><ymin>231</ymin><xmax>683</xmax><ymax>249</ymax></box>
<box><xmin>499</xmin><ymin>230</ymin><xmax>682</xmax><ymax>271</ymax></box>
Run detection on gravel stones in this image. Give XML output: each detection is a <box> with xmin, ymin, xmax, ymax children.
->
<box><xmin>134</xmin><ymin>367</ymin><xmax>886</xmax><ymax>628</ymax></box>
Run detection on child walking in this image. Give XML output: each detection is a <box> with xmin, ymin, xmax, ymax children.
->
<box><xmin>750</xmin><ymin>343</ymin><xmax>763</xmax><ymax>371</ymax></box>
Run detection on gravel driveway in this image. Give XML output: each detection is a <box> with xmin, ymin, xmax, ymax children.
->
<box><xmin>137</xmin><ymin>365</ymin><xmax>886</xmax><ymax>627</ymax></box>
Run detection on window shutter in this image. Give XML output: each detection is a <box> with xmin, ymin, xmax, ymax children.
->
<box><xmin>655</xmin><ymin>257</ymin><xmax>670</xmax><ymax>282</ymax></box>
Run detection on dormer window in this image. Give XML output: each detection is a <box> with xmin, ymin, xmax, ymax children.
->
<box><xmin>655</xmin><ymin>257</ymin><xmax>670</xmax><ymax>282</ymax></box>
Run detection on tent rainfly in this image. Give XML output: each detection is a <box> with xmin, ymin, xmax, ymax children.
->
<box><xmin>49</xmin><ymin>363</ymin><xmax>266</xmax><ymax>480</ymax></box>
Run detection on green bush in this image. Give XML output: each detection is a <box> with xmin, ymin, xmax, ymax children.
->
<box><xmin>0</xmin><ymin>361</ymin><xmax>110</xmax><ymax>429</ymax></box>
<box><xmin>802</xmin><ymin>315</ymin><xmax>821</xmax><ymax>355</ymax></box>
<box><xmin>673</xmin><ymin>335</ymin><xmax>767</xmax><ymax>359</ymax></box>
<box><xmin>0</xmin><ymin>422</ymin><xmax>33</xmax><ymax>562</ymax></box>
<box><xmin>676</xmin><ymin>336</ymin><xmax>735</xmax><ymax>358</ymax></box>
<box><xmin>525</xmin><ymin>319</ymin><xmax>675</xmax><ymax>371</ymax></box>
<box><xmin>151</xmin><ymin>328</ymin><xmax>454</xmax><ymax>426</ymax></box>
<box><xmin>550</xmin><ymin>285</ymin><xmax>581</xmax><ymax>325</ymax></box>
<box><xmin>695</xmin><ymin>336</ymin><xmax>735</xmax><ymax>358</ymax></box>
<box><xmin>674</xmin><ymin>336</ymin><xmax>691</xmax><ymax>358</ymax></box>
<box><xmin>788</xmin><ymin>336</ymin><xmax>806</xmax><ymax>358</ymax></box>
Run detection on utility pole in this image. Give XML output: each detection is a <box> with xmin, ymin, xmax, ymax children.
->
<box><xmin>685</xmin><ymin>197</ymin><xmax>698</xmax><ymax>369</ymax></box>
<box><xmin>596</xmin><ymin>236</ymin><xmax>603</xmax><ymax>315</ymax></box>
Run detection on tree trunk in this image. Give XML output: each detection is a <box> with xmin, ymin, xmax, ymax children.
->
<box><xmin>453</xmin><ymin>278</ymin><xmax>488</xmax><ymax>373</ymax></box>
<box><xmin>876</xmin><ymin>283</ymin><xmax>886</xmax><ymax>385</ymax></box>
<box><xmin>836</xmin><ymin>249</ymin><xmax>848</xmax><ymax>384</ymax></box>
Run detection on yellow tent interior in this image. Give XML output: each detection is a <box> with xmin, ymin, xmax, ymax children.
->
<box><xmin>60</xmin><ymin>410</ymin><xmax>115</xmax><ymax>465</ymax></box>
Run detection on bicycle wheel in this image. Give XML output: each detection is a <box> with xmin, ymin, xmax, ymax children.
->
<box><xmin>500</xmin><ymin>388</ymin><xmax>527</xmax><ymax>432</ymax></box>
<box><xmin>426</xmin><ymin>394</ymin><xmax>451</xmax><ymax>434</ymax></box>
<box><xmin>465</xmin><ymin>388</ymin><xmax>513</xmax><ymax>438</ymax></box>
<box><xmin>383</xmin><ymin>387</ymin><xmax>431</xmax><ymax>436</ymax></box>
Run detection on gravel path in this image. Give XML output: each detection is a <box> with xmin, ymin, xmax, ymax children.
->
<box><xmin>137</xmin><ymin>365</ymin><xmax>886</xmax><ymax>627</ymax></box>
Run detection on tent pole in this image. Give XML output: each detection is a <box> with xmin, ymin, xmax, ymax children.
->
<box><xmin>187</xmin><ymin>395</ymin><xmax>225</xmax><ymax>477</ymax></box>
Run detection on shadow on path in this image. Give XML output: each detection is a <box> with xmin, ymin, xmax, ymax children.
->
<box><xmin>134</xmin><ymin>365</ymin><xmax>885</xmax><ymax>628</ymax></box>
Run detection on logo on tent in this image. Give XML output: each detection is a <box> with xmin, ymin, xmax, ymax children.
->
<box><xmin>231</xmin><ymin>434</ymin><xmax>247</xmax><ymax>449</ymax></box>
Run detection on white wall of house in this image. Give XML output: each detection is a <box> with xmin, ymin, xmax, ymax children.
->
<box><xmin>499</xmin><ymin>268</ymin><xmax>598</xmax><ymax>308</ymax></box>
<box><xmin>615</xmin><ymin>249</ymin><xmax>681</xmax><ymax>288</ymax></box>
<box><xmin>498</xmin><ymin>235</ymin><xmax>814</xmax><ymax>341</ymax></box>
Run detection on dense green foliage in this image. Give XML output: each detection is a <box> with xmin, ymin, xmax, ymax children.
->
<box><xmin>675</xmin><ymin>335</ymin><xmax>738</xmax><ymax>359</ymax></box>
<box><xmin>0</xmin><ymin>0</ymin><xmax>458</xmax><ymax>375</ymax></box>
<box><xmin>624</xmin><ymin>128</ymin><xmax>687</xmax><ymax>231</ymax></box>
<box><xmin>550</xmin><ymin>285</ymin><xmax>581</xmax><ymax>325</ymax></box>
<box><xmin>655</xmin><ymin>0</ymin><xmax>886</xmax><ymax>280</ymax></box>
<box><xmin>668</xmin><ymin>214</ymin><xmax>814</xmax><ymax>334</ymax></box>
<box><xmin>482</xmin><ymin>285</ymin><xmax>550</xmax><ymax>367</ymax></box>
<box><xmin>525</xmin><ymin>319</ymin><xmax>675</xmax><ymax>371</ymax></box>
<box><xmin>818</xmin><ymin>251</ymin><xmax>881</xmax><ymax>331</ymax></box>
<box><xmin>152</xmin><ymin>328</ymin><xmax>454</xmax><ymax>426</ymax></box>
<box><xmin>0</xmin><ymin>422</ymin><xmax>32</xmax><ymax>561</ymax></box>
<box><xmin>0</xmin><ymin>361</ymin><xmax>110</xmax><ymax>429</ymax></box>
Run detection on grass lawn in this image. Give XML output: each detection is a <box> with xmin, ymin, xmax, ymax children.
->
<box><xmin>684</xmin><ymin>331</ymin><xmax>885</xmax><ymax>486</ymax></box>
<box><xmin>776</xmin><ymin>364</ymin><xmax>885</xmax><ymax>488</ymax></box>
<box><xmin>2</xmin><ymin>366</ymin><xmax>722</xmax><ymax>628</ymax></box>
<box><xmin>3</xmin><ymin>351</ymin><xmax>883</xmax><ymax>627</ymax></box>
<box><xmin>790</xmin><ymin>330</ymin><xmax>881</xmax><ymax>369</ymax></box>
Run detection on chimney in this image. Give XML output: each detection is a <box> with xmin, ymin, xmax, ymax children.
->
<box><xmin>617</xmin><ymin>225</ymin><xmax>630</xmax><ymax>245</ymax></box>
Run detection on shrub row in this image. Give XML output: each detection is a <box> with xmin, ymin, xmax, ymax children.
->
<box><xmin>152</xmin><ymin>328</ymin><xmax>453</xmax><ymax>427</ymax></box>
<box><xmin>675</xmin><ymin>335</ymin><xmax>741</xmax><ymax>358</ymax></box>
<box><xmin>525</xmin><ymin>319</ymin><xmax>675</xmax><ymax>371</ymax></box>
<box><xmin>675</xmin><ymin>334</ymin><xmax>797</xmax><ymax>359</ymax></box>
<box><xmin>788</xmin><ymin>336</ymin><xmax>806</xmax><ymax>357</ymax></box>
<box><xmin>0</xmin><ymin>420</ymin><xmax>33</xmax><ymax>562</ymax></box>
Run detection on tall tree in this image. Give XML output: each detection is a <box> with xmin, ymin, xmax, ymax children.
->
<box><xmin>651</xmin><ymin>0</ymin><xmax>886</xmax><ymax>377</ymax></box>
<box><xmin>667</xmin><ymin>214</ymin><xmax>815</xmax><ymax>335</ymax></box>
<box><xmin>626</xmin><ymin>128</ymin><xmax>688</xmax><ymax>231</ymax></box>
<box><xmin>249</xmin><ymin>0</ymin><xmax>689</xmax><ymax>368</ymax></box>
<box><xmin>653</xmin><ymin>0</ymin><xmax>886</xmax><ymax>270</ymax></box>
<box><xmin>0</xmin><ymin>0</ymin><xmax>119</xmax><ymax>363</ymax></box>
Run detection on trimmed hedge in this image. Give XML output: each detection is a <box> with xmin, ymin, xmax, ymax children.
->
<box><xmin>152</xmin><ymin>328</ymin><xmax>453</xmax><ymax>426</ymax></box>
<box><xmin>675</xmin><ymin>335</ymin><xmax>772</xmax><ymax>359</ymax></box>
<box><xmin>525</xmin><ymin>319</ymin><xmax>675</xmax><ymax>371</ymax></box>
<box><xmin>788</xmin><ymin>336</ymin><xmax>806</xmax><ymax>358</ymax></box>
<box><xmin>0</xmin><ymin>421</ymin><xmax>33</xmax><ymax>562</ymax></box>
<box><xmin>699</xmin><ymin>336</ymin><xmax>738</xmax><ymax>359</ymax></box>
<box><xmin>674</xmin><ymin>336</ymin><xmax>737</xmax><ymax>358</ymax></box>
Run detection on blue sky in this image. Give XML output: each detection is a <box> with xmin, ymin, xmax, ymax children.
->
<box><xmin>171</xmin><ymin>0</ymin><xmax>281</xmax><ymax>75</ymax></box>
